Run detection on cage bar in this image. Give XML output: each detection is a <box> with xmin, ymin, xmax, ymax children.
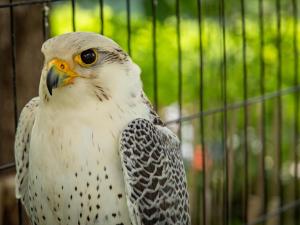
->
<box><xmin>240</xmin><ymin>0</ymin><xmax>248</xmax><ymax>223</ymax></box>
<box><xmin>9</xmin><ymin>0</ymin><xmax>18</xmax><ymax>129</ymax></box>
<box><xmin>275</xmin><ymin>0</ymin><xmax>283</xmax><ymax>224</ymax></box>
<box><xmin>175</xmin><ymin>0</ymin><xmax>182</xmax><ymax>140</ymax></box>
<box><xmin>0</xmin><ymin>0</ymin><xmax>63</xmax><ymax>9</ymax></box>
<box><xmin>196</xmin><ymin>0</ymin><xmax>206</xmax><ymax>224</ymax></box>
<box><xmin>166</xmin><ymin>86</ymin><xmax>300</xmax><ymax>125</ymax></box>
<box><xmin>126</xmin><ymin>0</ymin><xmax>131</xmax><ymax>56</ymax></box>
<box><xmin>258</xmin><ymin>0</ymin><xmax>268</xmax><ymax>221</ymax></box>
<box><xmin>292</xmin><ymin>0</ymin><xmax>299</xmax><ymax>224</ymax></box>
<box><xmin>151</xmin><ymin>0</ymin><xmax>158</xmax><ymax>110</ymax></box>
<box><xmin>219</xmin><ymin>0</ymin><xmax>229</xmax><ymax>224</ymax></box>
<box><xmin>9</xmin><ymin>0</ymin><xmax>21</xmax><ymax>224</ymax></box>
<box><xmin>42</xmin><ymin>3</ymin><xmax>49</xmax><ymax>41</ymax></box>
<box><xmin>99</xmin><ymin>0</ymin><xmax>104</xmax><ymax>34</ymax></box>
<box><xmin>71</xmin><ymin>0</ymin><xmax>76</xmax><ymax>32</ymax></box>
<box><xmin>246</xmin><ymin>199</ymin><xmax>300</xmax><ymax>225</ymax></box>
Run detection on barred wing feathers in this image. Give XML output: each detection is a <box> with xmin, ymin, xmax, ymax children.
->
<box><xmin>119</xmin><ymin>118</ymin><xmax>190</xmax><ymax>225</ymax></box>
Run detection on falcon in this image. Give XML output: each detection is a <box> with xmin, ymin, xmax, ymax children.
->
<box><xmin>14</xmin><ymin>32</ymin><xmax>190</xmax><ymax>225</ymax></box>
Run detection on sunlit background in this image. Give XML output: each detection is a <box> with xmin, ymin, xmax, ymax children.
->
<box><xmin>0</xmin><ymin>0</ymin><xmax>300</xmax><ymax>225</ymax></box>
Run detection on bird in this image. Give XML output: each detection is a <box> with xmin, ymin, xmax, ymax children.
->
<box><xmin>14</xmin><ymin>32</ymin><xmax>190</xmax><ymax>225</ymax></box>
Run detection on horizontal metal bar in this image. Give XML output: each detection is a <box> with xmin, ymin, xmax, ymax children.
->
<box><xmin>166</xmin><ymin>85</ymin><xmax>300</xmax><ymax>125</ymax></box>
<box><xmin>0</xmin><ymin>86</ymin><xmax>297</xmax><ymax>173</ymax></box>
<box><xmin>2</xmin><ymin>86</ymin><xmax>299</xmax><ymax>172</ymax></box>
<box><xmin>0</xmin><ymin>0</ymin><xmax>64</xmax><ymax>9</ymax></box>
<box><xmin>245</xmin><ymin>198</ymin><xmax>300</xmax><ymax>225</ymax></box>
<box><xmin>0</xmin><ymin>162</ymin><xmax>15</xmax><ymax>172</ymax></box>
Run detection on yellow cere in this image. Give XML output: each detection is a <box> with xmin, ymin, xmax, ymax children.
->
<box><xmin>48</xmin><ymin>58</ymin><xmax>80</xmax><ymax>86</ymax></box>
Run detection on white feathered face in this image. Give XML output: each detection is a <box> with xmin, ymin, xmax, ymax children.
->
<box><xmin>40</xmin><ymin>32</ymin><xmax>141</xmax><ymax>105</ymax></box>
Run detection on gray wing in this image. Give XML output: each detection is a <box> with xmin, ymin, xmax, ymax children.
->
<box><xmin>14</xmin><ymin>97</ymin><xmax>39</xmax><ymax>213</ymax></box>
<box><xmin>119</xmin><ymin>118</ymin><xmax>191</xmax><ymax>225</ymax></box>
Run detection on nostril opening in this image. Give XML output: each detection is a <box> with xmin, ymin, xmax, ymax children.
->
<box><xmin>60</xmin><ymin>64</ymin><xmax>65</xmax><ymax>70</ymax></box>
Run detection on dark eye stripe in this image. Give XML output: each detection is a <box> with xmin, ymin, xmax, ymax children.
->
<box><xmin>80</xmin><ymin>49</ymin><xmax>97</xmax><ymax>64</ymax></box>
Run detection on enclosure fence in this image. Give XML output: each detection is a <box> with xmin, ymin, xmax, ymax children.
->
<box><xmin>0</xmin><ymin>0</ymin><xmax>299</xmax><ymax>225</ymax></box>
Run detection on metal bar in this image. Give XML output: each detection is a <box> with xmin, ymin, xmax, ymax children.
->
<box><xmin>126</xmin><ymin>0</ymin><xmax>131</xmax><ymax>56</ymax></box>
<box><xmin>0</xmin><ymin>0</ymin><xmax>64</xmax><ymax>9</ymax></box>
<box><xmin>9</xmin><ymin>1</ymin><xmax>17</xmax><ymax>130</ymax></box>
<box><xmin>18</xmin><ymin>200</ymin><xmax>22</xmax><ymax>225</ymax></box>
<box><xmin>3</xmin><ymin>87</ymin><xmax>297</xmax><ymax>171</ymax></box>
<box><xmin>165</xmin><ymin>85</ymin><xmax>300</xmax><ymax>125</ymax></box>
<box><xmin>151</xmin><ymin>0</ymin><xmax>158</xmax><ymax>110</ymax></box>
<box><xmin>175</xmin><ymin>0</ymin><xmax>182</xmax><ymax>140</ymax></box>
<box><xmin>259</xmin><ymin>0</ymin><xmax>267</xmax><ymax>220</ymax></box>
<box><xmin>99</xmin><ymin>0</ymin><xmax>104</xmax><ymax>35</ymax></box>
<box><xmin>241</xmin><ymin>0</ymin><xmax>248</xmax><ymax>223</ymax></box>
<box><xmin>0</xmin><ymin>162</ymin><xmax>16</xmax><ymax>172</ymax></box>
<box><xmin>219</xmin><ymin>0</ymin><xmax>228</xmax><ymax>224</ymax></box>
<box><xmin>245</xmin><ymin>198</ymin><xmax>300</xmax><ymax>225</ymax></box>
<box><xmin>71</xmin><ymin>0</ymin><xmax>76</xmax><ymax>32</ymax></box>
<box><xmin>42</xmin><ymin>3</ymin><xmax>50</xmax><ymax>41</ymax></box>
<box><xmin>292</xmin><ymin>0</ymin><xmax>299</xmax><ymax>224</ymax></box>
<box><xmin>276</xmin><ymin>0</ymin><xmax>283</xmax><ymax>224</ymax></box>
<box><xmin>9</xmin><ymin>1</ymin><xmax>21</xmax><ymax>224</ymax></box>
<box><xmin>197</xmin><ymin>0</ymin><xmax>206</xmax><ymax>224</ymax></box>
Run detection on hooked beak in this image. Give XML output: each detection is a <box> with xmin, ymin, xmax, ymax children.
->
<box><xmin>46</xmin><ymin>59</ymin><xmax>79</xmax><ymax>95</ymax></box>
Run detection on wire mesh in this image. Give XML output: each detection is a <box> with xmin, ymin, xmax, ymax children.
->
<box><xmin>0</xmin><ymin>0</ymin><xmax>299</xmax><ymax>225</ymax></box>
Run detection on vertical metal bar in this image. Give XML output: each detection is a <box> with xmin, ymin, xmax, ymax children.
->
<box><xmin>9</xmin><ymin>1</ymin><xmax>17</xmax><ymax>128</ymax></box>
<box><xmin>71</xmin><ymin>0</ymin><xmax>76</xmax><ymax>32</ymax></box>
<box><xmin>276</xmin><ymin>0</ymin><xmax>283</xmax><ymax>224</ymax></box>
<box><xmin>151</xmin><ymin>0</ymin><xmax>158</xmax><ymax>110</ymax></box>
<box><xmin>241</xmin><ymin>0</ymin><xmax>248</xmax><ymax>223</ymax></box>
<box><xmin>259</xmin><ymin>0</ymin><xmax>268</xmax><ymax>220</ymax></box>
<box><xmin>42</xmin><ymin>3</ymin><xmax>50</xmax><ymax>41</ymax></box>
<box><xmin>197</xmin><ymin>0</ymin><xmax>206</xmax><ymax>224</ymax></box>
<box><xmin>126</xmin><ymin>0</ymin><xmax>131</xmax><ymax>56</ymax></box>
<box><xmin>219</xmin><ymin>0</ymin><xmax>228</xmax><ymax>224</ymax></box>
<box><xmin>9</xmin><ymin>0</ymin><xmax>21</xmax><ymax>224</ymax></box>
<box><xmin>292</xmin><ymin>0</ymin><xmax>299</xmax><ymax>224</ymax></box>
<box><xmin>18</xmin><ymin>200</ymin><xmax>23</xmax><ymax>225</ymax></box>
<box><xmin>99</xmin><ymin>0</ymin><xmax>104</xmax><ymax>35</ymax></box>
<box><xmin>175</xmin><ymin>0</ymin><xmax>182</xmax><ymax>140</ymax></box>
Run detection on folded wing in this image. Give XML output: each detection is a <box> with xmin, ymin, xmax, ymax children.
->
<box><xmin>119</xmin><ymin>118</ymin><xmax>190</xmax><ymax>225</ymax></box>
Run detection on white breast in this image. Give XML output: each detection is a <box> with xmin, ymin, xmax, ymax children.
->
<box><xmin>28</xmin><ymin>96</ymin><xmax>150</xmax><ymax>225</ymax></box>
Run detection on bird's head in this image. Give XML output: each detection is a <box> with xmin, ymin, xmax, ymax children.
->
<box><xmin>39</xmin><ymin>32</ymin><xmax>141</xmax><ymax>107</ymax></box>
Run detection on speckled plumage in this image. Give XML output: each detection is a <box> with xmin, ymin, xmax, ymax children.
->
<box><xmin>14</xmin><ymin>32</ymin><xmax>190</xmax><ymax>225</ymax></box>
<box><xmin>120</xmin><ymin>119</ymin><xmax>190</xmax><ymax>225</ymax></box>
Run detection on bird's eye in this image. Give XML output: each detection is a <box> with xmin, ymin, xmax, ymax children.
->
<box><xmin>74</xmin><ymin>48</ymin><xmax>98</xmax><ymax>67</ymax></box>
<box><xmin>81</xmin><ymin>49</ymin><xmax>97</xmax><ymax>64</ymax></box>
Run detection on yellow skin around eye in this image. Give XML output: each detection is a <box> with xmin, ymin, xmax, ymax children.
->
<box><xmin>74</xmin><ymin>49</ymin><xmax>98</xmax><ymax>67</ymax></box>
